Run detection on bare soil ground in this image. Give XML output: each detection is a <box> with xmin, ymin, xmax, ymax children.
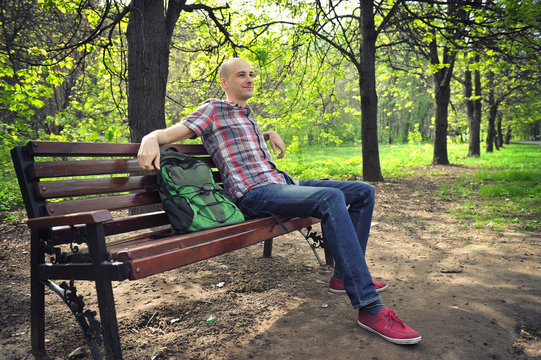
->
<box><xmin>1</xmin><ymin>165</ymin><xmax>540</xmax><ymax>360</ymax></box>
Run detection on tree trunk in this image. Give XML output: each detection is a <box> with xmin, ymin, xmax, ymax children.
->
<box><xmin>127</xmin><ymin>0</ymin><xmax>183</xmax><ymax>143</ymax></box>
<box><xmin>466</xmin><ymin>54</ymin><xmax>481</xmax><ymax>157</ymax></box>
<box><xmin>496</xmin><ymin>111</ymin><xmax>503</xmax><ymax>149</ymax></box>
<box><xmin>505</xmin><ymin>126</ymin><xmax>512</xmax><ymax>144</ymax></box>
<box><xmin>464</xmin><ymin>61</ymin><xmax>477</xmax><ymax>157</ymax></box>
<box><xmin>126</xmin><ymin>0</ymin><xmax>182</xmax><ymax>216</ymax></box>
<box><xmin>486</xmin><ymin>104</ymin><xmax>497</xmax><ymax>152</ymax></box>
<box><xmin>429</xmin><ymin>35</ymin><xmax>454</xmax><ymax>165</ymax></box>
<box><xmin>473</xmin><ymin>63</ymin><xmax>482</xmax><ymax>153</ymax></box>
<box><xmin>486</xmin><ymin>70</ymin><xmax>497</xmax><ymax>153</ymax></box>
<box><xmin>359</xmin><ymin>0</ymin><xmax>383</xmax><ymax>181</ymax></box>
<box><xmin>432</xmin><ymin>75</ymin><xmax>450</xmax><ymax>164</ymax></box>
<box><xmin>127</xmin><ymin>0</ymin><xmax>168</xmax><ymax>142</ymax></box>
<box><xmin>469</xmin><ymin>3</ymin><xmax>482</xmax><ymax>156</ymax></box>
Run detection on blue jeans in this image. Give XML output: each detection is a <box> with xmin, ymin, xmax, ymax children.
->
<box><xmin>237</xmin><ymin>179</ymin><xmax>380</xmax><ymax>309</ymax></box>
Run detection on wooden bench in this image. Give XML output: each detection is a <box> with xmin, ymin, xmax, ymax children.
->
<box><xmin>11</xmin><ymin>140</ymin><xmax>332</xmax><ymax>360</ymax></box>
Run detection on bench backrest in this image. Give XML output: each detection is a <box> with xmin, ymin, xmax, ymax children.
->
<box><xmin>11</xmin><ymin>141</ymin><xmax>217</xmax><ymax>243</ymax></box>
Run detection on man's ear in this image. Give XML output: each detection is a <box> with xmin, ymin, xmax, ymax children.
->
<box><xmin>220</xmin><ymin>77</ymin><xmax>227</xmax><ymax>90</ymax></box>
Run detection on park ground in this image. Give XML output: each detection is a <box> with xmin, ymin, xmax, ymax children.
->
<box><xmin>1</xmin><ymin>165</ymin><xmax>540</xmax><ymax>360</ymax></box>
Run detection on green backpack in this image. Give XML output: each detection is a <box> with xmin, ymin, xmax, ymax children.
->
<box><xmin>157</xmin><ymin>149</ymin><xmax>245</xmax><ymax>233</ymax></box>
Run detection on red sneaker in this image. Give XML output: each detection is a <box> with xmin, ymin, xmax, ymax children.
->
<box><xmin>329</xmin><ymin>276</ymin><xmax>388</xmax><ymax>293</ymax></box>
<box><xmin>357</xmin><ymin>307</ymin><xmax>422</xmax><ymax>345</ymax></box>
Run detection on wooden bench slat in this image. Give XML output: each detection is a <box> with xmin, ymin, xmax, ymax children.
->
<box><xmin>57</xmin><ymin>216</ymin><xmax>309</xmax><ymax>258</ymax></box>
<box><xmin>32</xmin><ymin>158</ymin><xmax>216</xmax><ymax>179</ymax></box>
<box><xmin>102</xmin><ymin>211</ymin><xmax>169</xmax><ymax>236</ymax></box>
<box><xmin>46</xmin><ymin>192</ymin><xmax>161</xmax><ymax>216</ymax></box>
<box><xmin>32</xmin><ymin>159</ymin><xmax>141</xmax><ymax>178</ymax></box>
<box><xmin>109</xmin><ymin>216</ymin><xmax>277</xmax><ymax>252</ymax></box>
<box><xmin>29</xmin><ymin>141</ymin><xmax>139</xmax><ymax>156</ymax></box>
<box><xmin>126</xmin><ymin>216</ymin><xmax>319</xmax><ymax>279</ymax></box>
<box><xmin>37</xmin><ymin>175</ymin><xmax>157</xmax><ymax>198</ymax></box>
<box><xmin>28</xmin><ymin>141</ymin><xmax>207</xmax><ymax>156</ymax></box>
<box><xmin>112</xmin><ymin>216</ymin><xmax>319</xmax><ymax>263</ymax></box>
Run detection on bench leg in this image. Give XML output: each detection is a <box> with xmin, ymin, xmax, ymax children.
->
<box><xmin>263</xmin><ymin>238</ymin><xmax>273</xmax><ymax>258</ymax></box>
<box><xmin>30</xmin><ymin>279</ymin><xmax>46</xmax><ymax>356</ymax></box>
<box><xmin>321</xmin><ymin>228</ymin><xmax>334</xmax><ymax>267</ymax></box>
<box><xmin>323</xmin><ymin>241</ymin><xmax>334</xmax><ymax>267</ymax></box>
<box><xmin>95</xmin><ymin>279</ymin><xmax>122</xmax><ymax>360</ymax></box>
<box><xmin>30</xmin><ymin>231</ymin><xmax>46</xmax><ymax>357</ymax></box>
<box><xmin>86</xmin><ymin>223</ymin><xmax>123</xmax><ymax>359</ymax></box>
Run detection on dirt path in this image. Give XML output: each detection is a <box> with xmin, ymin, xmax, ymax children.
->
<box><xmin>1</xmin><ymin>166</ymin><xmax>540</xmax><ymax>360</ymax></box>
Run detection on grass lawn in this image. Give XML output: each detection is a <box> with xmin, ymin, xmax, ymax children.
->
<box><xmin>277</xmin><ymin>142</ymin><xmax>540</xmax><ymax>232</ymax></box>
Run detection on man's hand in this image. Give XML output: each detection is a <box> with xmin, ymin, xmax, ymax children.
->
<box><xmin>137</xmin><ymin>125</ymin><xmax>196</xmax><ymax>170</ymax></box>
<box><xmin>138</xmin><ymin>133</ymin><xmax>161</xmax><ymax>170</ymax></box>
<box><xmin>264</xmin><ymin>131</ymin><xmax>286</xmax><ymax>159</ymax></box>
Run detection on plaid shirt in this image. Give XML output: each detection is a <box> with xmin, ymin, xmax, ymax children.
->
<box><xmin>181</xmin><ymin>98</ymin><xmax>297</xmax><ymax>201</ymax></box>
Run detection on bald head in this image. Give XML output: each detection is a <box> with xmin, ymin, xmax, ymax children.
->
<box><xmin>219</xmin><ymin>58</ymin><xmax>250</xmax><ymax>80</ymax></box>
<box><xmin>219</xmin><ymin>58</ymin><xmax>254</xmax><ymax>107</ymax></box>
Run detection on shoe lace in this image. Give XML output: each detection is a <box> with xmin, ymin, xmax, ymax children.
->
<box><xmin>386</xmin><ymin>309</ymin><xmax>406</xmax><ymax>328</ymax></box>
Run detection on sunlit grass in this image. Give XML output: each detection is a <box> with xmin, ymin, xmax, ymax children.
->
<box><xmin>277</xmin><ymin>142</ymin><xmax>540</xmax><ymax>233</ymax></box>
<box><xmin>443</xmin><ymin>145</ymin><xmax>540</xmax><ymax>232</ymax></box>
<box><xmin>278</xmin><ymin>142</ymin><xmax>432</xmax><ymax>179</ymax></box>
<box><xmin>278</xmin><ymin>142</ymin><xmax>472</xmax><ymax>179</ymax></box>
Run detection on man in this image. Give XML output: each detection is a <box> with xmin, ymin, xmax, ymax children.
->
<box><xmin>138</xmin><ymin>58</ymin><xmax>421</xmax><ymax>345</ymax></box>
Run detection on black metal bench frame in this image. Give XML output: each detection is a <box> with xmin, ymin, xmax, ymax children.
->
<box><xmin>11</xmin><ymin>140</ymin><xmax>332</xmax><ymax>359</ymax></box>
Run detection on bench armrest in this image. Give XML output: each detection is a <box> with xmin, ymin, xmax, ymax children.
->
<box><xmin>27</xmin><ymin>210</ymin><xmax>113</xmax><ymax>229</ymax></box>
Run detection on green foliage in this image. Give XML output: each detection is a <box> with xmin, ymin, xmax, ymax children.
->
<box><xmin>0</xmin><ymin>176</ymin><xmax>24</xmax><ymax>214</ymax></box>
<box><xmin>0</xmin><ymin>52</ymin><xmax>61</xmax><ymax>125</ymax></box>
<box><xmin>0</xmin><ymin>24</ymin><xmax>128</xmax><ymax>217</ymax></box>
<box><xmin>249</xmin><ymin>45</ymin><xmax>358</xmax><ymax>147</ymax></box>
<box><xmin>376</xmin><ymin>64</ymin><xmax>434</xmax><ymax>144</ymax></box>
<box><xmin>0</xmin><ymin>55</ymin><xmax>68</xmax><ymax>217</ymax></box>
<box><xmin>0</xmin><ymin>134</ymin><xmax>26</xmax><ymax>215</ymax></box>
<box><xmin>407</xmin><ymin>123</ymin><xmax>423</xmax><ymax>144</ymax></box>
<box><xmin>43</xmin><ymin>56</ymin><xmax>129</xmax><ymax>143</ymax></box>
<box><xmin>165</xmin><ymin>4</ymin><xmax>365</xmax><ymax>147</ymax></box>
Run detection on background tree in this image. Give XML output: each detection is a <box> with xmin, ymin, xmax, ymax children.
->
<box><xmin>463</xmin><ymin>51</ymin><xmax>483</xmax><ymax>156</ymax></box>
<box><xmin>126</xmin><ymin>0</ymin><xmax>233</xmax><ymax>142</ymax></box>
<box><xmin>3</xmin><ymin>0</ymin><xmax>237</xmax><ymax>143</ymax></box>
<box><xmin>391</xmin><ymin>1</ymin><xmax>476</xmax><ymax>165</ymax></box>
<box><xmin>376</xmin><ymin>54</ymin><xmax>434</xmax><ymax>144</ymax></box>
<box><xmin>265</xmin><ymin>0</ymin><xmax>406</xmax><ymax>181</ymax></box>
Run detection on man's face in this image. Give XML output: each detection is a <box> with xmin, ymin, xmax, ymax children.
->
<box><xmin>221</xmin><ymin>59</ymin><xmax>255</xmax><ymax>103</ymax></box>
